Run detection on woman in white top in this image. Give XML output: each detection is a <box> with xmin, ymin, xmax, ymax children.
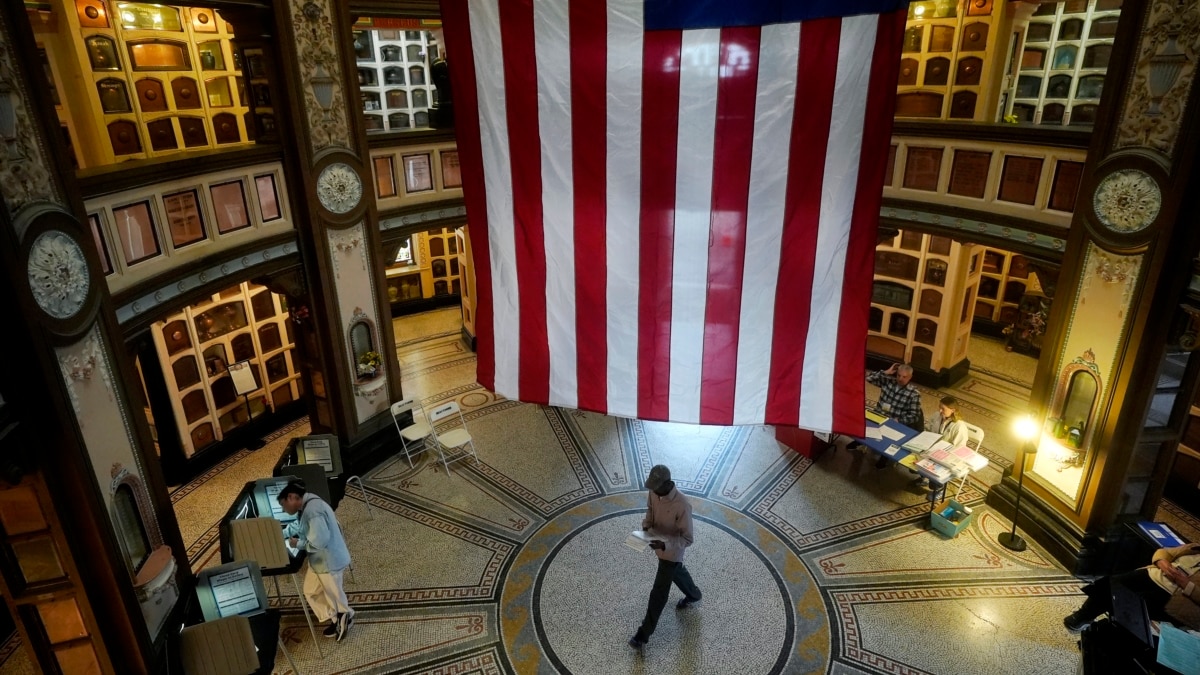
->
<box><xmin>930</xmin><ymin>396</ymin><xmax>969</xmax><ymax>448</ymax></box>
<box><xmin>913</xmin><ymin>397</ymin><xmax>970</xmax><ymax>488</ymax></box>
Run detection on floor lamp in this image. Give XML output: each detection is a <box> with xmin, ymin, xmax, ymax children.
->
<box><xmin>999</xmin><ymin>420</ymin><xmax>1038</xmax><ymax>552</ymax></box>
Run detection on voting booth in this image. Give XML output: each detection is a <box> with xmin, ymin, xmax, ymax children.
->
<box><xmin>217</xmin><ymin>479</ymin><xmax>324</xmax><ymax>654</ymax></box>
<box><xmin>185</xmin><ymin>560</ymin><xmax>300</xmax><ymax>674</ymax></box>
<box><xmin>274</xmin><ymin>434</ymin><xmax>345</xmax><ymax>510</ymax></box>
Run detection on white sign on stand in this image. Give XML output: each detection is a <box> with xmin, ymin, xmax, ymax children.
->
<box><xmin>228</xmin><ymin>360</ymin><xmax>258</xmax><ymax>396</ymax></box>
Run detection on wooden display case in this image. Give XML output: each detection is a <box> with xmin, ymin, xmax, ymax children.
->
<box><xmin>151</xmin><ymin>282</ymin><xmax>301</xmax><ymax>458</ymax></box>
<box><xmin>870</xmin><ymin>228</ymin><xmax>979</xmax><ymax>382</ymax></box>
<box><xmin>351</xmin><ymin>24</ymin><xmax>438</xmax><ymax>132</ymax></box>
<box><xmin>972</xmin><ymin>246</ymin><xmax>1031</xmax><ymax>326</ymax></box>
<box><xmin>894</xmin><ymin>0</ymin><xmax>999</xmax><ymax>121</ymax></box>
<box><xmin>1010</xmin><ymin>0</ymin><xmax>1121</xmax><ymax>126</ymax></box>
<box><xmin>34</xmin><ymin>1</ymin><xmax>252</xmax><ymax>168</ymax></box>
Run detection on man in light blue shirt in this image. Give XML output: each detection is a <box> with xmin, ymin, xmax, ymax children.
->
<box><xmin>279</xmin><ymin>481</ymin><xmax>355</xmax><ymax>641</ymax></box>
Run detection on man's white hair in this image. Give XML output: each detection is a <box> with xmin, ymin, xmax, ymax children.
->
<box><xmin>897</xmin><ymin>364</ymin><xmax>913</xmax><ymax>376</ymax></box>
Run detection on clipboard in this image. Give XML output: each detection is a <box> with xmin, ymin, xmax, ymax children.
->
<box><xmin>228</xmin><ymin>359</ymin><xmax>258</xmax><ymax>396</ymax></box>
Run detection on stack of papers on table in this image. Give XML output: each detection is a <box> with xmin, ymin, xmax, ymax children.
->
<box><xmin>902</xmin><ymin>431</ymin><xmax>943</xmax><ymax>454</ymax></box>
<box><xmin>951</xmin><ymin>445</ymin><xmax>989</xmax><ymax>471</ymax></box>
<box><xmin>914</xmin><ymin>458</ymin><xmax>953</xmax><ymax>483</ymax></box>
<box><xmin>926</xmin><ymin>448</ymin><xmax>970</xmax><ymax>477</ymax></box>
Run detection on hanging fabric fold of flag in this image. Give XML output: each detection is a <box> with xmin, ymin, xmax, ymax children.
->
<box><xmin>439</xmin><ymin>0</ymin><xmax>907</xmax><ymax>436</ymax></box>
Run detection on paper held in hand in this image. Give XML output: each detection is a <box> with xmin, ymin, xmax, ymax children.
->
<box><xmin>625</xmin><ymin>529</ymin><xmax>656</xmax><ymax>552</ymax></box>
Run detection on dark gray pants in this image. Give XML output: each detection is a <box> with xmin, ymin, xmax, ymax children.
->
<box><xmin>635</xmin><ymin>558</ymin><xmax>702</xmax><ymax>641</ymax></box>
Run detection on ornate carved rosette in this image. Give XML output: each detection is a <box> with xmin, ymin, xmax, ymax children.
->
<box><xmin>316</xmin><ymin>163</ymin><xmax>363</xmax><ymax>215</ymax></box>
<box><xmin>27</xmin><ymin>230</ymin><xmax>90</xmax><ymax>319</ymax></box>
<box><xmin>1092</xmin><ymin>169</ymin><xmax>1161</xmax><ymax>233</ymax></box>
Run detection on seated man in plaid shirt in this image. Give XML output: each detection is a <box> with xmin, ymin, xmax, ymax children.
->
<box><xmin>852</xmin><ymin>363</ymin><xmax>925</xmax><ymax>468</ymax></box>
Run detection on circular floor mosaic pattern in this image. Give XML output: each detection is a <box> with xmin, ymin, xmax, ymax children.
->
<box><xmin>500</xmin><ymin>492</ymin><xmax>829</xmax><ymax>674</ymax></box>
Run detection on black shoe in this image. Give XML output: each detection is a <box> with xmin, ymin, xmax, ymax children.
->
<box><xmin>676</xmin><ymin>596</ymin><xmax>700</xmax><ymax>609</ymax></box>
<box><xmin>336</xmin><ymin>612</ymin><xmax>354</xmax><ymax>642</ymax></box>
<box><xmin>875</xmin><ymin>455</ymin><xmax>891</xmax><ymax>469</ymax></box>
<box><xmin>846</xmin><ymin>442</ymin><xmax>862</xmax><ymax>452</ymax></box>
<box><xmin>323</xmin><ymin>621</ymin><xmax>338</xmax><ymax>638</ymax></box>
<box><xmin>628</xmin><ymin>634</ymin><xmax>647</xmax><ymax>650</ymax></box>
<box><xmin>910</xmin><ymin>477</ymin><xmax>930</xmax><ymax>488</ymax></box>
<box><xmin>1063</xmin><ymin>612</ymin><xmax>1091</xmax><ymax>633</ymax></box>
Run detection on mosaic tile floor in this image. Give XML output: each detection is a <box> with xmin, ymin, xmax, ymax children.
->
<box><xmin>3</xmin><ymin>308</ymin><xmax>1198</xmax><ymax>674</ymax></box>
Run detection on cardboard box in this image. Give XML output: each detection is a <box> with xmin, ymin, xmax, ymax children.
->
<box><xmin>931</xmin><ymin>499</ymin><xmax>974</xmax><ymax>538</ymax></box>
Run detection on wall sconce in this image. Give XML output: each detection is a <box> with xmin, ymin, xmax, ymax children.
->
<box><xmin>311</xmin><ymin>63</ymin><xmax>335</xmax><ymax>113</ymax></box>
<box><xmin>1147</xmin><ymin>33</ymin><xmax>1187</xmax><ymax>116</ymax></box>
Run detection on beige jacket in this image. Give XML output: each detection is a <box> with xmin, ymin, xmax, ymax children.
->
<box><xmin>1147</xmin><ymin>543</ymin><xmax>1200</xmax><ymax>603</ymax></box>
<box><xmin>641</xmin><ymin>487</ymin><xmax>695</xmax><ymax>563</ymax></box>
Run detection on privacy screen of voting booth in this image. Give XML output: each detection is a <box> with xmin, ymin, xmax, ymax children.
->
<box><xmin>275</xmin><ymin>434</ymin><xmax>345</xmax><ymax>509</ymax></box>
<box><xmin>219</xmin><ymin>477</ymin><xmax>302</xmax><ymax>566</ymax></box>
<box><xmin>196</xmin><ymin>560</ymin><xmax>269</xmax><ymax>621</ymax></box>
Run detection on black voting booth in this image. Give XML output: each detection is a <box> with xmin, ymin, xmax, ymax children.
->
<box><xmin>274</xmin><ymin>434</ymin><xmax>345</xmax><ymax>510</ymax></box>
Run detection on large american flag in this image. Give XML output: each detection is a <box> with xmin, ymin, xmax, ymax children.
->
<box><xmin>440</xmin><ymin>0</ymin><xmax>906</xmax><ymax>435</ymax></box>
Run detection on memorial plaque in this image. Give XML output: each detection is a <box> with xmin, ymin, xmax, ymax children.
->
<box><xmin>374</xmin><ymin>156</ymin><xmax>397</xmax><ymax>198</ymax></box>
<box><xmin>875</xmin><ymin>251</ymin><xmax>920</xmax><ymax>281</ymax></box>
<box><xmin>903</xmin><ymin>147</ymin><xmax>943</xmax><ymax>192</ymax></box>
<box><xmin>914</xmin><ymin>319</ymin><xmax>937</xmax><ymax>346</ymax></box>
<box><xmin>966</xmin><ymin>0</ymin><xmax>993</xmax><ymax>16</ymax></box>
<box><xmin>948</xmin><ymin>150</ymin><xmax>991</xmax><ymax>198</ymax></box>
<box><xmin>998</xmin><ymin>156</ymin><xmax>1043</xmax><ymax>205</ymax></box>
<box><xmin>888</xmin><ymin>313</ymin><xmax>910</xmax><ymax>338</ymax></box>
<box><xmin>924</xmin><ymin>259</ymin><xmax>948</xmax><ymax>287</ymax></box>
<box><xmin>919</xmin><ymin>289</ymin><xmax>943</xmax><ymax>316</ymax></box>
<box><xmin>900</xmin><ymin>230</ymin><xmax>923</xmax><ymax>251</ymax></box>
<box><xmin>928</xmin><ymin>235</ymin><xmax>952</xmax><ymax>256</ymax></box>
<box><xmin>961</xmin><ymin>288</ymin><xmax>974</xmax><ymax>322</ymax></box>
<box><xmin>929</xmin><ymin>26</ymin><xmax>955</xmax><ymax>52</ymax></box>
<box><xmin>872</xmin><ymin>281</ymin><xmax>914</xmax><ymax>310</ymax></box>
<box><xmin>402</xmin><ymin>153</ymin><xmax>433</xmax><ymax>193</ymax></box>
<box><xmin>113</xmin><ymin>200</ymin><xmax>160</xmax><ymax>265</ymax></box>
<box><xmin>163</xmin><ymin>189</ymin><xmax>206</xmax><ymax>248</ymax></box>
<box><xmin>87</xmin><ymin>214</ymin><xmax>112</xmax><ymax>275</ymax></box>
<box><xmin>1048</xmin><ymin>160</ymin><xmax>1084</xmax><ymax>212</ymax></box>
<box><xmin>884</xmin><ymin>145</ymin><xmax>897</xmax><ymax>186</ymax></box>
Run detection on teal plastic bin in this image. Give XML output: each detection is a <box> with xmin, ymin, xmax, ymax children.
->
<box><xmin>931</xmin><ymin>499</ymin><xmax>974</xmax><ymax>538</ymax></box>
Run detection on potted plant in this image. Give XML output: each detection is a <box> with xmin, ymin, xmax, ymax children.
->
<box><xmin>357</xmin><ymin>350</ymin><xmax>382</xmax><ymax>378</ymax></box>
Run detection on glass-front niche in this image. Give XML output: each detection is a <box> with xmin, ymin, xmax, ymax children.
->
<box><xmin>30</xmin><ymin>2</ymin><xmax>253</xmax><ymax>167</ymax></box>
<box><xmin>351</xmin><ymin>21</ymin><xmax>440</xmax><ymax>132</ymax></box>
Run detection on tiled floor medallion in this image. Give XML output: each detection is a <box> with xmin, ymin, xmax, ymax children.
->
<box><xmin>500</xmin><ymin>492</ymin><xmax>828</xmax><ymax>674</ymax></box>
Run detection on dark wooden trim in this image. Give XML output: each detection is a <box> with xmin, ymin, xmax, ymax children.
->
<box><xmin>348</xmin><ymin>0</ymin><xmax>441</xmax><ymax>18</ymax></box>
<box><xmin>111</xmin><ymin>231</ymin><xmax>299</xmax><ymax>306</ymax></box>
<box><xmin>891</xmin><ymin>120</ymin><xmax>1092</xmax><ymax>150</ymax></box>
<box><xmin>366</xmin><ymin>128</ymin><xmax>457</xmax><ymax>149</ymax></box>
<box><xmin>76</xmin><ymin>145</ymin><xmax>285</xmax><ymax>199</ymax></box>
<box><xmin>880</xmin><ymin>199</ymin><xmax>1066</xmax><ymax>265</ymax></box>
<box><xmin>389</xmin><ymin>293</ymin><xmax>461</xmax><ymax>318</ymax></box>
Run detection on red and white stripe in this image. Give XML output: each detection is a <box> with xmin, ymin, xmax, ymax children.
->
<box><xmin>441</xmin><ymin>0</ymin><xmax>904</xmax><ymax>434</ymax></box>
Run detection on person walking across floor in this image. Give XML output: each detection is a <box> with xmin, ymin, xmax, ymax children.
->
<box><xmin>629</xmin><ymin>464</ymin><xmax>702</xmax><ymax>650</ymax></box>
<box><xmin>277</xmin><ymin>480</ymin><xmax>355</xmax><ymax>642</ymax></box>
<box><xmin>913</xmin><ymin>396</ymin><xmax>970</xmax><ymax>488</ymax></box>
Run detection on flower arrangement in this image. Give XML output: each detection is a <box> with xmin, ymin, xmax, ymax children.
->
<box><xmin>357</xmin><ymin>351</ymin><xmax>382</xmax><ymax>376</ymax></box>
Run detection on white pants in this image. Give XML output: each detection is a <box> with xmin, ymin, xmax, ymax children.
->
<box><xmin>302</xmin><ymin>566</ymin><xmax>352</xmax><ymax>624</ymax></box>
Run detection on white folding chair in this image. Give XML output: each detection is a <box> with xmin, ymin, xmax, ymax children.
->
<box><xmin>391</xmin><ymin>399</ymin><xmax>432</xmax><ymax>467</ymax></box>
<box><xmin>964</xmin><ymin>422</ymin><xmax>985</xmax><ymax>452</ymax></box>
<box><xmin>954</xmin><ymin>422</ymin><xmax>987</xmax><ymax>499</ymax></box>
<box><xmin>428</xmin><ymin>401</ymin><xmax>478</xmax><ymax>473</ymax></box>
